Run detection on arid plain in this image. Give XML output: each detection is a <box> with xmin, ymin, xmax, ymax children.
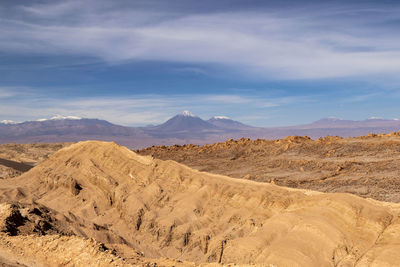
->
<box><xmin>1</xmin><ymin>135</ymin><xmax>400</xmax><ymax>266</ymax></box>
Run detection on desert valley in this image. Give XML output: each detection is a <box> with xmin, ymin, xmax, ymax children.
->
<box><xmin>1</xmin><ymin>130</ymin><xmax>400</xmax><ymax>266</ymax></box>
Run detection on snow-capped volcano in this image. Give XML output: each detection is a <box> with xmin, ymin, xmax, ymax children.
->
<box><xmin>147</xmin><ymin>111</ymin><xmax>217</xmax><ymax>135</ymax></box>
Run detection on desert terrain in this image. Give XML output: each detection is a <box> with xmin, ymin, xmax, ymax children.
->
<box><xmin>138</xmin><ymin>133</ymin><xmax>400</xmax><ymax>203</ymax></box>
<box><xmin>0</xmin><ymin>143</ymin><xmax>70</xmax><ymax>179</ymax></box>
<box><xmin>0</xmin><ymin>137</ymin><xmax>400</xmax><ymax>266</ymax></box>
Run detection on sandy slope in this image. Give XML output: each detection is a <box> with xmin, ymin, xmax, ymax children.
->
<box><xmin>0</xmin><ymin>141</ymin><xmax>400</xmax><ymax>266</ymax></box>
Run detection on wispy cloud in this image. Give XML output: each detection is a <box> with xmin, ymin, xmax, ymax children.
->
<box><xmin>0</xmin><ymin>90</ymin><xmax>15</xmax><ymax>99</ymax></box>
<box><xmin>0</xmin><ymin>1</ymin><xmax>400</xmax><ymax>80</ymax></box>
<box><xmin>342</xmin><ymin>92</ymin><xmax>381</xmax><ymax>103</ymax></box>
<box><xmin>0</xmin><ymin>87</ymin><xmax>28</xmax><ymax>99</ymax></box>
<box><xmin>202</xmin><ymin>95</ymin><xmax>251</xmax><ymax>104</ymax></box>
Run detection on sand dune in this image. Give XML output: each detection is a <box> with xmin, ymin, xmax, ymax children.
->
<box><xmin>0</xmin><ymin>141</ymin><xmax>400</xmax><ymax>266</ymax></box>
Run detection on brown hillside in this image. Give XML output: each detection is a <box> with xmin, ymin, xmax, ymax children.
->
<box><xmin>0</xmin><ymin>141</ymin><xmax>400</xmax><ymax>266</ymax></box>
<box><xmin>138</xmin><ymin>134</ymin><xmax>400</xmax><ymax>202</ymax></box>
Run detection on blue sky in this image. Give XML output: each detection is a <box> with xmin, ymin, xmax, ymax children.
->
<box><xmin>1</xmin><ymin>0</ymin><xmax>400</xmax><ymax>126</ymax></box>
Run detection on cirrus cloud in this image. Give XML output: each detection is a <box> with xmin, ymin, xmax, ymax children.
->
<box><xmin>0</xmin><ymin>0</ymin><xmax>399</xmax><ymax>80</ymax></box>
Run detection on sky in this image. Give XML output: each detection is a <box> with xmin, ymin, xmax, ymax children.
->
<box><xmin>1</xmin><ymin>0</ymin><xmax>400</xmax><ymax>126</ymax></box>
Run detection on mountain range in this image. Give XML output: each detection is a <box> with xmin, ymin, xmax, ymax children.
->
<box><xmin>1</xmin><ymin>111</ymin><xmax>400</xmax><ymax>148</ymax></box>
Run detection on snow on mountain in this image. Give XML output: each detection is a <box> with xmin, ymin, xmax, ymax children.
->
<box><xmin>180</xmin><ymin>110</ymin><xmax>196</xmax><ymax>117</ymax></box>
<box><xmin>0</xmin><ymin>120</ymin><xmax>17</xmax><ymax>125</ymax></box>
<box><xmin>212</xmin><ymin>116</ymin><xmax>230</xmax><ymax>120</ymax></box>
<box><xmin>37</xmin><ymin>115</ymin><xmax>82</xmax><ymax>121</ymax></box>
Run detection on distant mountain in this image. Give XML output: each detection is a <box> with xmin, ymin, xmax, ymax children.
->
<box><xmin>0</xmin><ymin>118</ymin><xmax>148</xmax><ymax>146</ymax></box>
<box><xmin>144</xmin><ymin>111</ymin><xmax>219</xmax><ymax>138</ymax></box>
<box><xmin>0</xmin><ymin>118</ymin><xmax>141</xmax><ymax>137</ymax></box>
<box><xmin>1</xmin><ymin>113</ymin><xmax>400</xmax><ymax>148</ymax></box>
<box><xmin>207</xmin><ymin>116</ymin><xmax>253</xmax><ymax>129</ymax></box>
<box><xmin>307</xmin><ymin>117</ymin><xmax>354</xmax><ymax>128</ymax></box>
